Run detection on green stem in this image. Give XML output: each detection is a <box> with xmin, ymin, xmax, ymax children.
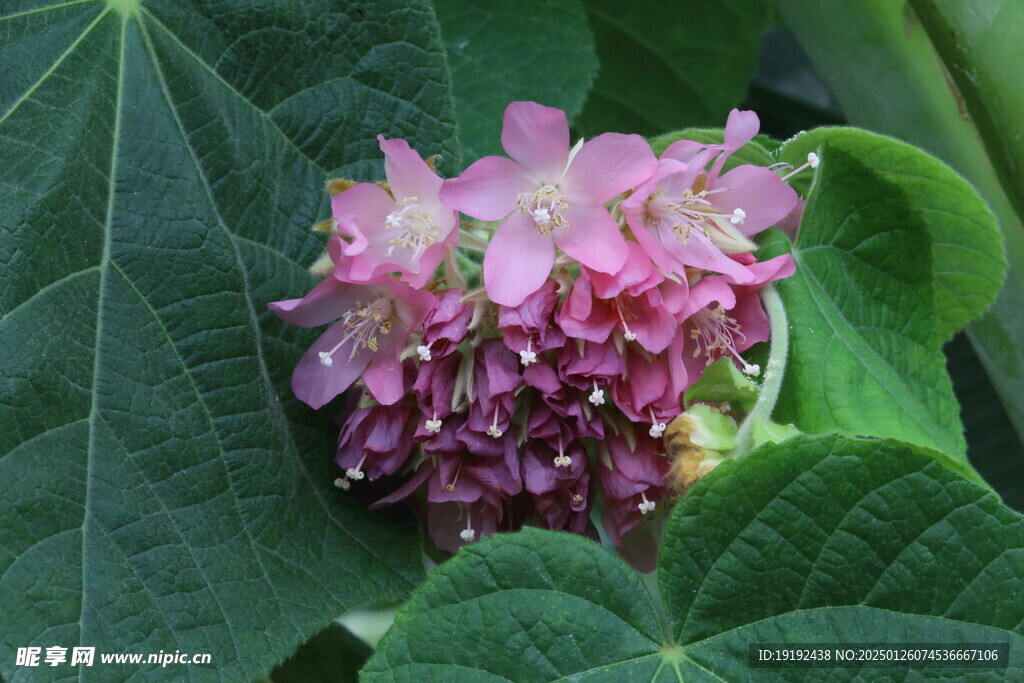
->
<box><xmin>733</xmin><ymin>285</ymin><xmax>788</xmax><ymax>454</ymax></box>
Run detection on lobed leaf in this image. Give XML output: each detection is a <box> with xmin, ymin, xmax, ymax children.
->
<box><xmin>365</xmin><ymin>434</ymin><xmax>1024</xmax><ymax>680</ymax></box>
<box><xmin>0</xmin><ymin>0</ymin><xmax>458</xmax><ymax>678</ymax></box>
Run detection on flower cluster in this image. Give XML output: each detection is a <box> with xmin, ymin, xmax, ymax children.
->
<box><xmin>270</xmin><ymin>102</ymin><xmax>809</xmax><ymax>562</ymax></box>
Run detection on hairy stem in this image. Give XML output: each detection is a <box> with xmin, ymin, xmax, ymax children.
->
<box><xmin>733</xmin><ymin>285</ymin><xmax>788</xmax><ymax>454</ymax></box>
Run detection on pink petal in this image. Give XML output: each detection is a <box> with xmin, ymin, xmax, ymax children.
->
<box><xmin>739</xmin><ymin>254</ymin><xmax>796</xmax><ymax>288</ymax></box>
<box><xmin>626</xmin><ymin>215</ymin><xmax>681</xmax><ymax>277</ymax></box>
<box><xmin>379</xmin><ymin>136</ymin><xmax>443</xmax><ymax>202</ymax></box>
<box><xmin>332</xmin><ymin>183</ymin><xmax>396</xmax><ymax>253</ymax></box>
<box><xmin>362</xmin><ymin>331</ymin><xmax>406</xmax><ymax>406</ymax></box>
<box><xmin>713</xmin><ymin>165</ymin><xmax>799</xmax><ymax>236</ymax></box>
<box><xmin>660</xmin><ymin>226</ymin><xmax>756</xmax><ymax>284</ymax></box>
<box><xmin>588</xmin><ymin>241</ymin><xmax>660</xmax><ymax>298</ymax></box>
<box><xmin>723</xmin><ymin>109</ymin><xmax>760</xmax><ymax>151</ymax></box>
<box><xmin>292</xmin><ymin>321</ymin><xmax>373</xmax><ymax>409</ymax></box>
<box><xmin>439</xmin><ymin>156</ymin><xmax>535</xmax><ymax>221</ymax></box>
<box><xmin>555</xmin><ymin>205</ymin><xmax>628</xmax><ymax>274</ymax></box>
<box><xmin>559</xmin><ymin>133</ymin><xmax>657</xmax><ymax>206</ymax></box>
<box><xmin>679</xmin><ymin>276</ymin><xmax>737</xmax><ymax>320</ymax></box>
<box><xmin>483</xmin><ymin>212</ymin><xmax>555</xmax><ymax>306</ymax></box>
<box><xmin>501</xmin><ymin>101</ymin><xmax>570</xmax><ymax>184</ymax></box>
<box><xmin>732</xmin><ymin>291</ymin><xmax>771</xmax><ymax>351</ymax></box>
<box><xmin>267</xmin><ymin>276</ymin><xmax>359</xmax><ymax>328</ymax></box>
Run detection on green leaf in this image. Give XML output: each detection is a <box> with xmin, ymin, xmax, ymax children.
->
<box><xmin>435</xmin><ymin>0</ymin><xmax>598</xmax><ymax>165</ymax></box>
<box><xmin>270</xmin><ymin>622</ymin><xmax>371</xmax><ymax>683</ymax></box>
<box><xmin>576</xmin><ymin>0</ymin><xmax>776</xmax><ymax>136</ymax></box>
<box><xmin>779</xmin><ymin>127</ymin><xmax>1005</xmax><ymax>341</ymax></box>
<box><xmin>684</xmin><ymin>358</ymin><xmax>760</xmax><ymax>411</ymax></box>
<box><xmin>774</xmin><ymin>0</ymin><xmax>1024</xmax><ymax>467</ymax></box>
<box><xmin>363</xmin><ymin>434</ymin><xmax>1024</xmax><ymax>680</ymax></box>
<box><xmin>761</xmin><ymin>144</ymin><xmax>969</xmax><ymax>460</ymax></box>
<box><xmin>0</xmin><ymin>1</ymin><xmax>458</xmax><ymax>677</ymax></box>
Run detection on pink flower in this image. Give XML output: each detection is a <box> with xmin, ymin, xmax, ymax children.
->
<box><xmin>440</xmin><ymin>102</ymin><xmax>657</xmax><ymax>306</ymax></box>
<box><xmin>677</xmin><ymin>254</ymin><xmax>795</xmax><ymax>379</ymax></box>
<box><xmin>599</xmin><ymin>435</ymin><xmax>669</xmax><ymax>547</ymax></box>
<box><xmin>558</xmin><ymin>243</ymin><xmax>687</xmax><ymax>354</ymax></box>
<box><xmin>611</xmin><ymin>337</ymin><xmax>688</xmax><ymax>435</ymax></box>
<box><xmin>621</xmin><ymin>110</ymin><xmax>798</xmax><ymax>283</ymax></box>
<box><xmin>336</xmin><ymin>399</ymin><xmax>417</xmax><ymax>481</ymax></box>
<box><xmin>333</xmin><ymin>137</ymin><xmax>457</xmax><ymax>288</ymax></box>
<box><xmin>267</xmin><ymin>245</ymin><xmax>436</xmax><ymax>408</ymax></box>
<box><xmin>459</xmin><ymin>340</ymin><xmax>522</xmax><ymax>444</ymax></box>
<box><xmin>417</xmin><ymin>288</ymin><xmax>473</xmax><ymax>361</ymax></box>
<box><xmin>498</xmin><ymin>278</ymin><xmax>565</xmax><ymax>363</ymax></box>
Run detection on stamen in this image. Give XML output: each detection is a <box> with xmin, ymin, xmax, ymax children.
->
<box><xmin>425</xmin><ymin>412</ymin><xmax>442</xmax><ymax>433</ymax></box>
<box><xmin>460</xmin><ymin>509</ymin><xmax>475</xmax><ymax>542</ymax></box>
<box><xmin>333</xmin><ymin>477</ymin><xmax>350</xmax><ymax>491</ymax></box>
<box><xmin>320</xmin><ymin>298</ymin><xmax>394</xmax><ymax>366</ymax></box>
<box><xmin>445</xmin><ymin>460</ymin><xmax>464</xmax><ymax>492</ymax></box>
<box><xmin>517</xmin><ymin>184</ymin><xmax>569</xmax><ymax>236</ymax></box>
<box><xmin>519</xmin><ymin>337</ymin><xmax>537</xmax><ymax>366</ymax></box>
<box><xmin>729</xmin><ymin>208</ymin><xmax>746</xmax><ymax>225</ymax></box>
<box><xmin>417</xmin><ymin>342</ymin><xmax>433</xmax><ymax>362</ymax></box>
<box><xmin>486</xmin><ymin>404</ymin><xmax>503</xmax><ymax>438</ymax></box>
<box><xmin>781</xmin><ymin>152</ymin><xmax>820</xmax><ymax>181</ymax></box>
<box><xmin>588</xmin><ymin>381</ymin><xmax>605</xmax><ymax>406</ymax></box>
<box><xmin>615</xmin><ymin>297</ymin><xmax>638</xmax><ymax>342</ymax></box>
<box><xmin>553</xmin><ymin>435</ymin><xmax>572</xmax><ymax>468</ymax></box>
<box><xmin>345</xmin><ymin>453</ymin><xmax>368</xmax><ymax>481</ymax></box>
<box><xmin>648</xmin><ymin>407</ymin><xmax>667</xmax><ymax>439</ymax></box>
<box><xmin>638</xmin><ymin>492</ymin><xmax>656</xmax><ymax>515</ymax></box>
<box><xmin>384</xmin><ymin>197</ymin><xmax>441</xmax><ymax>258</ymax></box>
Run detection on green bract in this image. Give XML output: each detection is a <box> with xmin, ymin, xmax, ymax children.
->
<box><xmin>365</xmin><ymin>435</ymin><xmax>1024</xmax><ymax>680</ymax></box>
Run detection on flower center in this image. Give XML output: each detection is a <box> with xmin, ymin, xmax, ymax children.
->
<box><xmin>689</xmin><ymin>305</ymin><xmax>760</xmax><ymax>376</ymax></box>
<box><xmin>517</xmin><ymin>184</ymin><xmax>569</xmax><ymax>236</ymax></box>
<box><xmin>384</xmin><ymin>197</ymin><xmax>439</xmax><ymax>258</ymax></box>
<box><xmin>319</xmin><ymin>297</ymin><xmax>394</xmax><ymax>366</ymax></box>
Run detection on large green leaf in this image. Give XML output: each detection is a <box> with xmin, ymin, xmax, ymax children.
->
<box><xmin>774</xmin><ymin>0</ymin><xmax>1024</xmax><ymax>467</ymax></box>
<box><xmin>435</xmin><ymin>0</ymin><xmax>598</xmax><ymax>165</ymax></box>
<box><xmin>575</xmin><ymin>0</ymin><xmax>776</xmax><ymax>136</ymax></box>
<box><xmin>762</xmin><ymin>145</ymin><xmax>967</xmax><ymax>460</ymax></box>
<box><xmin>363</xmin><ymin>434</ymin><xmax>1024</xmax><ymax>680</ymax></box>
<box><xmin>0</xmin><ymin>0</ymin><xmax>458</xmax><ymax>678</ymax></box>
<box><xmin>779</xmin><ymin>127</ymin><xmax>1005</xmax><ymax>342</ymax></box>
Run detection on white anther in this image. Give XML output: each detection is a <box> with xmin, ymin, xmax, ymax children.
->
<box><xmin>624</xmin><ymin>330</ymin><xmax>637</xmax><ymax>342</ymax></box>
<box><xmin>486</xmin><ymin>425</ymin><xmax>503</xmax><ymax>438</ymax></box>
<box><xmin>639</xmin><ymin>492</ymin><xmax>656</xmax><ymax>515</ymax></box>
<box><xmin>553</xmin><ymin>454</ymin><xmax>572</xmax><ymax>468</ymax></box>
<box><xmin>345</xmin><ymin>467</ymin><xmax>365</xmax><ymax>481</ymax></box>
<box><xmin>742</xmin><ymin>363</ymin><xmax>761</xmax><ymax>377</ymax></box>
<box><xmin>519</xmin><ymin>349</ymin><xmax>537</xmax><ymax>366</ymax></box>
<box><xmin>416</xmin><ymin>344</ymin><xmax>432</xmax><ymax>362</ymax></box>
<box><xmin>807</xmin><ymin>152</ymin><xmax>820</xmax><ymax>168</ymax></box>
<box><xmin>531</xmin><ymin>208</ymin><xmax>552</xmax><ymax>225</ymax></box>
<box><xmin>425</xmin><ymin>418</ymin><xmax>442</xmax><ymax>433</ymax></box>
<box><xmin>333</xmin><ymin>477</ymin><xmax>350</xmax><ymax>490</ymax></box>
<box><xmin>588</xmin><ymin>386</ymin><xmax>605</xmax><ymax>406</ymax></box>
<box><xmin>649</xmin><ymin>422</ymin><xmax>667</xmax><ymax>438</ymax></box>
<box><xmin>729</xmin><ymin>208</ymin><xmax>746</xmax><ymax>225</ymax></box>
<box><xmin>460</xmin><ymin>528</ymin><xmax>476</xmax><ymax>542</ymax></box>
<box><xmin>318</xmin><ymin>351</ymin><xmax>333</xmax><ymax>367</ymax></box>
